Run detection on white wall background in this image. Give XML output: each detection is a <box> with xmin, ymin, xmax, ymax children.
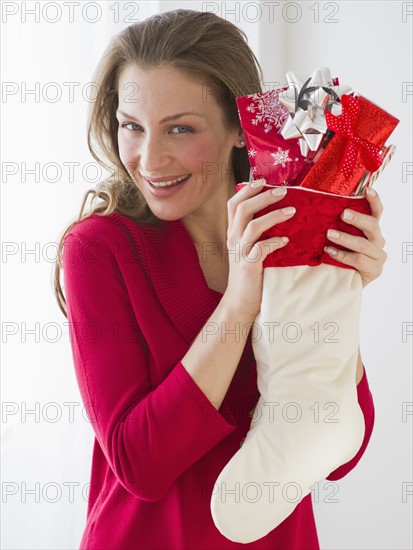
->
<box><xmin>1</xmin><ymin>1</ymin><xmax>412</xmax><ymax>548</ymax></box>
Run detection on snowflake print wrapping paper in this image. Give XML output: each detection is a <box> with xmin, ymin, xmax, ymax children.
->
<box><xmin>236</xmin><ymin>89</ymin><xmax>308</xmax><ymax>185</ymax></box>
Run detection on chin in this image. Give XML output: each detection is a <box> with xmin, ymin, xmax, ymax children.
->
<box><xmin>148</xmin><ymin>206</ymin><xmax>188</xmax><ymax>222</ymax></box>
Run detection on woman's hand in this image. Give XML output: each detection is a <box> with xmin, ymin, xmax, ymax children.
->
<box><xmin>223</xmin><ymin>178</ymin><xmax>294</xmax><ymax>320</ymax></box>
<box><xmin>324</xmin><ymin>187</ymin><xmax>387</xmax><ymax>288</ymax></box>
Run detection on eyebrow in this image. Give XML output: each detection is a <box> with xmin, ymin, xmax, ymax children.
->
<box><xmin>116</xmin><ymin>110</ymin><xmax>205</xmax><ymax>123</ymax></box>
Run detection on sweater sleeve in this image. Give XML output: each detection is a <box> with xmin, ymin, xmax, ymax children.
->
<box><xmin>62</xmin><ymin>231</ymin><xmax>237</xmax><ymax>502</ymax></box>
<box><xmin>326</xmin><ymin>366</ymin><xmax>375</xmax><ymax>480</ymax></box>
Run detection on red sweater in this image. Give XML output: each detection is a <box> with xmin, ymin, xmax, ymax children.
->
<box><xmin>62</xmin><ymin>211</ymin><xmax>375</xmax><ymax>549</ymax></box>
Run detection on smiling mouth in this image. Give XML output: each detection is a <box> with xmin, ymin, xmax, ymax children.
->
<box><xmin>146</xmin><ymin>174</ymin><xmax>191</xmax><ymax>188</ymax></box>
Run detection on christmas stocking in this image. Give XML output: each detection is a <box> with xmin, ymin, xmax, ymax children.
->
<box><xmin>210</xmin><ymin>186</ymin><xmax>371</xmax><ymax>543</ymax></box>
<box><xmin>211</xmin><ymin>71</ymin><xmax>398</xmax><ymax>543</ymax></box>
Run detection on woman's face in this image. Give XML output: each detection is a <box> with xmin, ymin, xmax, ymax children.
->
<box><xmin>116</xmin><ymin>64</ymin><xmax>243</xmax><ymax>221</ymax></box>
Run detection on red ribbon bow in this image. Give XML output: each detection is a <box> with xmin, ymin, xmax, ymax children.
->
<box><xmin>325</xmin><ymin>94</ymin><xmax>383</xmax><ymax>178</ymax></box>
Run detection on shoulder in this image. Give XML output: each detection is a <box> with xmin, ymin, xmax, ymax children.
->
<box><xmin>63</xmin><ymin>212</ymin><xmax>167</xmax><ymax>266</ymax></box>
<box><xmin>65</xmin><ymin>211</ymin><xmax>153</xmax><ymax>244</ymax></box>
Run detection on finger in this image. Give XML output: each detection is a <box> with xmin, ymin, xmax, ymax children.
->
<box><xmin>340</xmin><ymin>208</ymin><xmax>384</xmax><ymax>243</ymax></box>
<box><xmin>242</xmin><ymin>206</ymin><xmax>296</xmax><ymax>252</ymax></box>
<box><xmin>247</xmin><ymin>236</ymin><xmax>289</xmax><ymax>263</ymax></box>
<box><xmin>363</xmin><ymin>187</ymin><xmax>384</xmax><ymax>221</ymax></box>
<box><xmin>326</xmin><ymin>229</ymin><xmax>385</xmax><ymax>260</ymax></box>
<box><xmin>227</xmin><ymin>178</ymin><xmax>266</xmax><ymax>232</ymax></box>
<box><xmin>232</xmin><ymin>186</ymin><xmax>289</xmax><ymax>239</ymax></box>
<box><xmin>323</xmin><ymin>246</ymin><xmax>377</xmax><ymax>274</ymax></box>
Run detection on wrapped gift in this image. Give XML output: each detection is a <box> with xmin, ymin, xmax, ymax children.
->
<box><xmin>299</xmin><ymin>94</ymin><xmax>399</xmax><ymax>195</ymax></box>
<box><xmin>235</xmin><ymin>89</ymin><xmax>308</xmax><ymax>185</ymax></box>
<box><xmin>236</xmin><ymin>68</ymin><xmax>399</xmax><ymax>196</ymax></box>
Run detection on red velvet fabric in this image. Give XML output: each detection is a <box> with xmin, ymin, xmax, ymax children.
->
<box><xmin>235</xmin><ymin>184</ymin><xmax>371</xmax><ymax>268</ymax></box>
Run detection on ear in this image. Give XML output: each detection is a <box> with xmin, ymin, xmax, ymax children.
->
<box><xmin>233</xmin><ymin>127</ymin><xmax>245</xmax><ymax>148</ymax></box>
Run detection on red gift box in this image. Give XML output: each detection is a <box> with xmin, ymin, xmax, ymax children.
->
<box><xmin>236</xmin><ymin>90</ymin><xmax>308</xmax><ymax>185</ymax></box>
<box><xmin>299</xmin><ymin>94</ymin><xmax>399</xmax><ymax>195</ymax></box>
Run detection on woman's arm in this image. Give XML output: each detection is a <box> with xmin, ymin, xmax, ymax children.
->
<box><xmin>180</xmin><ymin>294</ymin><xmax>256</xmax><ymax>410</ymax></box>
<box><xmin>63</xmin><ymin>183</ymin><xmax>288</xmax><ymax>505</ymax></box>
<box><xmin>63</xmin><ymin>231</ymin><xmax>246</xmax><ymax>504</ymax></box>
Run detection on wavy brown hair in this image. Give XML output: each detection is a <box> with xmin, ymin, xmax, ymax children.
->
<box><xmin>54</xmin><ymin>8</ymin><xmax>264</xmax><ymax>317</ymax></box>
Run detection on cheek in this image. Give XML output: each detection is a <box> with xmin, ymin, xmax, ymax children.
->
<box><xmin>183</xmin><ymin>137</ymin><xmax>224</xmax><ymax>173</ymax></box>
<box><xmin>118</xmin><ymin>133</ymin><xmax>138</xmax><ymax>168</ymax></box>
<box><xmin>182</xmin><ymin>146</ymin><xmax>206</xmax><ymax>173</ymax></box>
<box><xmin>117</xmin><ymin>133</ymin><xmax>229</xmax><ymax>175</ymax></box>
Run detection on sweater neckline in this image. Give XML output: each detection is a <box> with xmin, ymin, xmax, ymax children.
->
<box><xmin>171</xmin><ymin>219</ymin><xmax>224</xmax><ymax>301</ymax></box>
<box><xmin>169</xmin><ymin>218</ymin><xmax>256</xmax><ymax>394</ymax></box>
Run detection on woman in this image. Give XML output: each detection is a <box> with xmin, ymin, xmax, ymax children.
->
<box><xmin>54</xmin><ymin>9</ymin><xmax>382</xmax><ymax>549</ymax></box>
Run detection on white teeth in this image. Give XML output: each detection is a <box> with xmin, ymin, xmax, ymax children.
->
<box><xmin>149</xmin><ymin>175</ymin><xmax>190</xmax><ymax>188</ymax></box>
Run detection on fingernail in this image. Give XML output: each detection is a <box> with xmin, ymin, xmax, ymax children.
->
<box><xmin>272</xmin><ymin>237</ymin><xmax>289</xmax><ymax>247</ymax></box>
<box><xmin>324</xmin><ymin>246</ymin><xmax>338</xmax><ymax>256</ymax></box>
<box><xmin>342</xmin><ymin>209</ymin><xmax>353</xmax><ymax>221</ymax></box>
<box><xmin>250</xmin><ymin>178</ymin><xmax>265</xmax><ymax>188</ymax></box>
<box><xmin>327</xmin><ymin>229</ymin><xmax>340</xmax><ymax>239</ymax></box>
<box><xmin>282</xmin><ymin>207</ymin><xmax>296</xmax><ymax>215</ymax></box>
<box><xmin>366</xmin><ymin>187</ymin><xmax>377</xmax><ymax>197</ymax></box>
<box><xmin>271</xmin><ymin>187</ymin><xmax>287</xmax><ymax>196</ymax></box>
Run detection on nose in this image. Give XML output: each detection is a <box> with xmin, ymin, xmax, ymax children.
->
<box><xmin>138</xmin><ymin>131</ymin><xmax>171</xmax><ymax>175</ymax></box>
